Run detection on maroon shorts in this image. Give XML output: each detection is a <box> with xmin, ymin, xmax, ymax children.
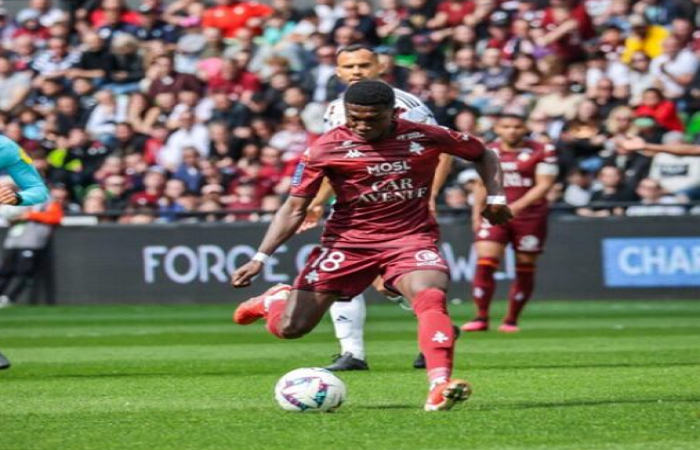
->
<box><xmin>474</xmin><ymin>214</ymin><xmax>548</xmax><ymax>253</ymax></box>
<box><xmin>293</xmin><ymin>243</ymin><xmax>450</xmax><ymax>300</ymax></box>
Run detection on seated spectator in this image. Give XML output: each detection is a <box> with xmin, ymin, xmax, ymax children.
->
<box><xmin>95</xmin><ymin>0</ymin><xmax>141</xmax><ymax>43</ymax></box>
<box><xmin>648</xmin><ymin>131</ymin><xmax>700</xmax><ymax>201</ymax></box>
<box><xmin>102</xmin><ymin>33</ymin><xmax>145</xmax><ymax>95</ymax></box>
<box><xmin>173</xmin><ymin>147</ymin><xmax>204</xmax><ymax>193</ymax></box>
<box><xmin>12</xmin><ymin>9</ymin><xmax>50</xmax><ymax>48</ymax></box>
<box><xmin>577</xmin><ymin>166</ymin><xmax>636</xmax><ymax>217</ymax></box>
<box><xmin>0</xmin><ymin>56</ymin><xmax>32</xmax><ymax>113</ymax></box>
<box><xmin>129</xmin><ymin>166</ymin><xmax>166</xmax><ymax>209</ymax></box>
<box><xmin>268</xmin><ymin>111</ymin><xmax>309</xmax><ymax>163</ymax></box>
<box><xmin>103</xmin><ymin>174</ymin><xmax>130</xmax><ymax>212</ymax></box>
<box><xmin>531</xmin><ymin>74</ymin><xmax>585</xmax><ymax>121</ymax></box>
<box><xmin>135</xmin><ymin>4</ymin><xmax>179</xmax><ymax>44</ymax></box>
<box><xmin>332</xmin><ymin>0</ymin><xmax>380</xmax><ymax>46</ymax></box>
<box><xmin>634</xmin><ymin>88</ymin><xmax>684</xmax><ymax>132</ymax></box>
<box><xmin>206</xmin><ymin>58</ymin><xmax>261</xmax><ymax>100</ymax></box>
<box><xmin>562</xmin><ymin>168</ymin><xmax>593</xmax><ymax>207</ymax></box>
<box><xmin>649</xmin><ymin>35</ymin><xmax>699</xmax><ymax>100</ymax></box>
<box><xmin>159</xmin><ymin>110</ymin><xmax>210</xmax><ymax>170</ymax></box>
<box><xmin>158</xmin><ymin>178</ymin><xmax>189</xmax><ymax>222</ymax></box>
<box><xmin>31</xmin><ymin>37</ymin><xmax>82</xmax><ymax>85</ymax></box>
<box><xmin>425</xmin><ymin>79</ymin><xmax>471</xmax><ymax>129</ymax></box>
<box><xmin>147</xmin><ymin>55</ymin><xmax>203</xmax><ymax>98</ymax></box>
<box><xmin>85</xmin><ymin>89</ymin><xmax>127</xmax><ymax>145</ymax></box>
<box><xmin>626</xmin><ymin>51</ymin><xmax>655</xmax><ymax>106</ymax></box>
<box><xmin>621</xmin><ymin>15</ymin><xmax>669</xmax><ymax>63</ymax></box>
<box><xmin>201</xmin><ymin>0</ymin><xmax>273</xmax><ymax>39</ymax></box>
<box><xmin>558</xmin><ymin>100</ymin><xmax>607</xmax><ymax>173</ymax></box>
<box><xmin>68</xmin><ymin>32</ymin><xmax>109</xmax><ymax>83</ymax></box>
<box><xmin>625</xmin><ymin>178</ymin><xmax>686</xmax><ymax>216</ymax></box>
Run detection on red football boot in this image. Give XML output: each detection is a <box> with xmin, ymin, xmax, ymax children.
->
<box><xmin>233</xmin><ymin>284</ymin><xmax>291</xmax><ymax>325</ymax></box>
<box><xmin>424</xmin><ymin>379</ymin><xmax>472</xmax><ymax>411</ymax></box>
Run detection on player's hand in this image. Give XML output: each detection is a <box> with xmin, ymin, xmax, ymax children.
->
<box><xmin>0</xmin><ymin>185</ymin><xmax>18</xmax><ymax>205</ymax></box>
<box><xmin>481</xmin><ymin>204</ymin><xmax>513</xmax><ymax>226</ymax></box>
<box><xmin>297</xmin><ymin>205</ymin><xmax>324</xmax><ymax>234</ymax></box>
<box><xmin>231</xmin><ymin>261</ymin><xmax>263</xmax><ymax>288</ymax></box>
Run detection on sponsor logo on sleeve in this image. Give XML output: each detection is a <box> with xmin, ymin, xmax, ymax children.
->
<box><xmin>291</xmin><ymin>162</ymin><xmax>305</xmax><ymax>186</ymax></box>
<box><xmin>415</xmin><ymin>250</ymin><xmax>442</xmax><ymax>266</ymax></box>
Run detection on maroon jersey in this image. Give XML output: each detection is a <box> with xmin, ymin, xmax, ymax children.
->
<box><xmin>490</xmin><ymin>139</ymin><xmax>558</xmax><ymax>217</ymax></box>
<box><xmin>291</xmin><ymin>119</ymin><xmax>486</xmax><ymax>248</ymax></box>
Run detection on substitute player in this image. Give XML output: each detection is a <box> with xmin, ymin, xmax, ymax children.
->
<box><xmin>0</xmin><ymin>134</ymin><xmax>50</xmax><ymax>370</ymax></box>
<box><xmin>461</xmin><ymin>114</ymin><xmax>558</xmax><ymax>333</ymax></box>
<box><xmin>231</xmin><ymin>81</ymin><xmax>512</xmax><ymax>411</ymax></box>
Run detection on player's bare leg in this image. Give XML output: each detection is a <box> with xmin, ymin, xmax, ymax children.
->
<box><xmin>499</xmin><ymin>252</ymin><xmax>539</xmax><ymax>333</ymax></box>
<box><xmin>462</xmin><ymin>241</ymin><xmax>506</xmax><ymax>332</ymax></box>
<box><xmin>394</xmin><ymin>270</ymin><xmax>471</xmax><ymax>411</ymax></box>
<box><xmin>234</xmin><ymin>288</ymin><xmax>338</xmax><ymax>339</ymax></box>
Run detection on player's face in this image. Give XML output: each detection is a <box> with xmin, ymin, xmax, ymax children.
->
<box><xmin>345</xmin><ymin>103</ymin><xmax>394</xmax><ymax>141</ymax></box>
<box><xmin>495</xmin><ymin>117</ymin><xmax>528</xmax><ymax>146</ymax></box>
<box><xmin>336</xmin><ymin>50</ymin><xmax>381</xmax><ymax>84</ymax></box>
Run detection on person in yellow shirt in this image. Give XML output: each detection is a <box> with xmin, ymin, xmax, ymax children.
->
<box><xmin>622</xmin><ymin>15</ymin><xmax>670</xmax><ymax>64</ymax></box>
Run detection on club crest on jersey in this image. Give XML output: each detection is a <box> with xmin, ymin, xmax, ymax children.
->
<box><xmin>396</xmin><ymin>132</ymin><xmax>425</xmax><ymax>140</ymax></box>
<box><xmin>409</xmin><ymin>142</ymin><xmax>424</xmax><ymax>155</ymax></box>
<box><xmin>518</xmin><ymin>152</ymin><xmax>532</xmax><ymax>162</ymax></box>
<box><xmin>415</xmin><ymin>250</ymin><xmax>441</xmax><ymax>266</ymax></box>
<box><xmin>367</xmin><ymin>161</ymin><xmax>411</xmax><ymax>176</ymax></box>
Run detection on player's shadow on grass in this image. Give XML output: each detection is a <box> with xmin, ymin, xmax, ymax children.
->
<box><xmin>474</xmin><ymin>397</ymin><xmax>700</xmax><ymax>411</ymax></box>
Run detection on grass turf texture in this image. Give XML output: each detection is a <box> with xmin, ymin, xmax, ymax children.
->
<box><xmin>1</xmin><ymin>301</ymin><xmax>699</xmax><ymax>450</ymax></box>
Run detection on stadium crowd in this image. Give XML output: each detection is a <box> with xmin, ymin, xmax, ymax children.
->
<box><xmin>0</xmin><ymin>0</ymin><xmax>699</xmax><ymax>223</ymax></box>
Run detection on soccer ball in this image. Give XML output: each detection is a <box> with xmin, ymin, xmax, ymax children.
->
<box><xmin>274</xmin><ymin>368</ymin><xmax>347</xmax><ymax>412</ymax></box>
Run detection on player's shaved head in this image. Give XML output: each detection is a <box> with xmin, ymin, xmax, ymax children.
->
<box><xmin>335</xmin><ymin>45</ymin><xmax>381</xmax><ymax>84</ymax></box>
<box><xmin>345</xmin><ymin>80</ymin><xmax>395</xmax><ymax>108</ymax></box>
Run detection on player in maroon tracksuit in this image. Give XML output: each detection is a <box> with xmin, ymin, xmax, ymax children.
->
<box><xmin>462</xmin><ymin>114</ymin><xmax>558</xmax><ymax>333</ymax></box>
<box><xmin>231</xmin><ymin>81</ymin><xmax>512</xmax><ymax>411</ymax></box>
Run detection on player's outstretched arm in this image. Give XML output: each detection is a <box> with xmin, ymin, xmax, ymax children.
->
<box><xmin>231</xmin><ymin>195</ymin><xmax>313</xmax><ymax>287</ymax></box>
<box><xmin>472</xmin><ymin>148</ymin><xmax>513</xmax><ymax>225</ymax></box>
<box><xmin>297</xmin><ymin>178</ymin><xmax>335</xmax><ymax>233</ymax></box>
<box><xmin>619</xmin><ymin>136</ymin><xmax>700</xmax><ymax>156</ymax></box>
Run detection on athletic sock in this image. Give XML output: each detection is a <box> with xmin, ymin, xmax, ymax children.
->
<box><xmin>503</xmin><ymin>263</ymin><xmax>536</xmax><ymax>324</ymax></box>
<box><xmin>472</xmin><ymin>257</ymin><xmax>499</xmax><ymax>319</ymax></box>
<box><xmin>412</xmin><ymin>288</ymin><xmax>455</xmax><ymax>388</ymax></box>
<box><xmin>265</xmin><ymin>300</ymin><xmax>288</xmax><ymax>338</ymax></box>
<box><xmin>329</xmin><ymin>295</ymin><xmax>367</xmax><ymax>360</ymax></box>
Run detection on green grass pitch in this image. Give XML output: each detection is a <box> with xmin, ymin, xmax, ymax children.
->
<box><xmin>1</xmin><ymin>300</ymin><xmax>699</xmax><ymax>450</ymax></box>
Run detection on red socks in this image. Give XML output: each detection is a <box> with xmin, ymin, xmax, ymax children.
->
<box><xmin>504</xmin><ymin>263</ymin><xmax>536</xmax><ymax>324</ymax></box>
<box><xmin>413</xmin><ymin>288</ymin><xmax>454</xmax><ymax>385</ymax></box>
<box><xmin>265</xmin><ymin>300</ymin><xmax>287</xmax><ymax>338</ymax></box>
<box><xmin>472</xmin><ymin>257</ymin><xmax>499</xmax><ymax>319</ymax></box>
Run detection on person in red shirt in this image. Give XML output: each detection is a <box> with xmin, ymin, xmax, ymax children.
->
<box><xmin>201</xmin><ymin>0</ymin><xmax>273</xmax><ymax>39</ymax></box>
<box><xmin>206</xmin><ymin>58</ymin><xmax>261</xmax><ymax>100</ymax></box>
<box><xmin>634</xmin><ymin>87</ymin><xmax>684</xmax><ymax>132</ymax></box>
<box><xmin>231</xmin><ymin>80</ymin><xmax>512</xmax><ymax>411</ymax></box>
<box><xmin>462</xmin><ymin>114</ymin><xmax>558</xmax><ymax>333</ymax></box>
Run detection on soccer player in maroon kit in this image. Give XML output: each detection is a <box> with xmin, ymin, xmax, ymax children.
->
<box><xmin>231</xmin><ymin>81</ymin><xmax>512</xmax><ymax>411</ymax></box>
<box><xmin>462</xmin><ymin>114</ymin><xmax>558</xmax><ymax>333</ymax></box>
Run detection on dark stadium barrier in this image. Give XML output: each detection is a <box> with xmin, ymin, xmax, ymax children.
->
<box><xmin>13</xmin><ymin>215</ymin><xmax>697</xmax><ymax>305</ymax></box>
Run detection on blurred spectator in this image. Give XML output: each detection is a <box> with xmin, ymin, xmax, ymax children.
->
<box><xmin>577</xmin><ymin>165</ymin><xmax>635</xmax><ymax>217</ymax></box>
<box><xmin>201</xmin><ymin>0</ymin><xmax>273</xmax><ymax>39</ymax></box>
<box><xmin>621</xmin><ymin>14</ymin><xmax>669</xmax><ymax>63</ymax></box>
<box><xmin>0</xmin><ymin>56</ymin><xmax>32</xmax><ymax>112</ymax></box>
<box><xmin>146</xmin><ymin>55</ymin><xmax>203</xmax><ymax>98</ymax></box>
<box><xmin>625</xmin><ymin>178</ymin><xmax>686</xmax><ymax>216</ymax></box>
<box><xmin>102</xmin><ymin>33</ymin><xmax>145</xmax><ymax>94</ymax></box>
<box><xmin>425</xmin><ymin>79</ymin><xmax>472</xmax><ymax>129</ymax></box>
<box><xmin>634</xmin><ymin>87</ymin><xmax>684</xmax><ymax>132</ymax></box>
<box><xmin>160</xmin><ymin>110</ymin><xmax>210</xmax><ymax>170</ymax></box>
<box><xmin>649</xmin><ymin>35</ymin><xmax>699</xmax><ymax>100</ymax></box>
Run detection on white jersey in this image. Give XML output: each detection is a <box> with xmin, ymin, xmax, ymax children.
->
<box><xmin>322</xmin><ymin>87</ymin><xmax>437</xmax><ymax>132</ymax></box>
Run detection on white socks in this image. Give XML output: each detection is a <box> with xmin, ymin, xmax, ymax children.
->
<box><xmin>329</xmin><ymin>294</ymin><xmax>367</xmax><ymax>361</ymax></box>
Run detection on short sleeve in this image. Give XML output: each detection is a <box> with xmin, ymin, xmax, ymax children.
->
<box><xmin>430</xmin><ymin>127</ymin><xmax>485</xmax><ymax>161</ymax></box>
<box><xmin>401</xmin><ymin>105</ymin><xmax>438</xmax><ymax>125</ymax></box>
<box><xmin>289</xmin><ymin>149</ymin><xmax>325</xmax><ymax>198</ymax></box>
